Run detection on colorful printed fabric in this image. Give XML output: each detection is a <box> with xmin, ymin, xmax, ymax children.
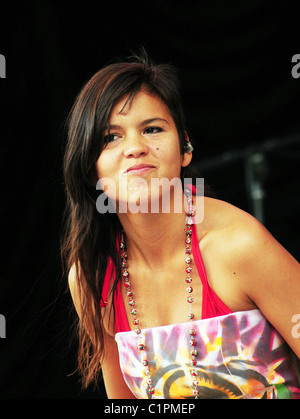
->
<box><xmin>115</xmin><ymin>309</ymin><xmax>300</xmax><ymax>399</ymax></box>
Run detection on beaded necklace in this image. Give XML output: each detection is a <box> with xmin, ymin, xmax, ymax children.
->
<box><xmin>120</xmin><ymin>189</ymin><xmax>199</xmax><ymax>399</ymax></box>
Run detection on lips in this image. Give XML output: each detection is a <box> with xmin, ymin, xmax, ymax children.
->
<box><xmin>125</xmin><ymin>163</ymin><xmax>155</xmax><ymax>175</ymax></box>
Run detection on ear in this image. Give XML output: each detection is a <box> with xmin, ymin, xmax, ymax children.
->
<box><xmin>181</xmin><ymin>131</ymin><xmax>192</xmax><ymax>168</ymax></box>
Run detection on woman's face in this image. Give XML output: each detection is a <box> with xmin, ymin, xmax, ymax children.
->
<box><xmin>95</xmin><ymin>90</ymin><xmax>191</xmax><ymax>213</ymax></box>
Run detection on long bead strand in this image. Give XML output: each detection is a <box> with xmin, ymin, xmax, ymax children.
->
<box><xmin>185</xmin><ymin>192</ymin><xmax>199</xmax><ymax>398</ymax></box>
<box><xmin>120</xmin><ymin>233</ymin><xmax>156</xmax><ymax>397</ymax></box>
<box><xmin>120</xmin><ymin>188</ymin><xmax>198</xmax><ymax>399</ymax></box>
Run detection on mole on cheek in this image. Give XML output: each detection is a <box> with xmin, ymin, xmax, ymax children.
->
<box><xmin>156</xmin><ymin>147</ymin><xmax>159</xmax><ymax>150</ymax></box>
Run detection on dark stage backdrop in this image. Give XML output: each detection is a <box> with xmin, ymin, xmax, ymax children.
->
<box><xmin>0</xmin><ymin>1</ymin><xmax>299</xmax><ymax>399</ymax></box>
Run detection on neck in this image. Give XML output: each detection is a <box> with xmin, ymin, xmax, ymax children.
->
<box><xmin>118</xmin><ymin>193</ymin><xmax>188</xmax><ymax>269</ymax></box>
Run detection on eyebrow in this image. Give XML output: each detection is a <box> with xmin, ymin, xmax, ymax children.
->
<box><xmin>106</xmin><ymin>118</ymin><xmax>170</xmax><ymax>131</ymax></box>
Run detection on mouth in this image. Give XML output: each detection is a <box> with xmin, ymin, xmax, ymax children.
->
<box><xmin>124</xmin><ymin>163</ymin><xmax>156</xmax><ymax>176</ymax></box>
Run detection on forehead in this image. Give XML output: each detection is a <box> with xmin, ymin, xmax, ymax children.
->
<box><xmin>109</xmin><ymin>90</ymin><xmax>173</xmax><ymax>124</ymax></box>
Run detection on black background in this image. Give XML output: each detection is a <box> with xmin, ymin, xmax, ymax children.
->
<box><xmin>0</xmin><ymin>0</ymin><xmax>299</xmax><ymax>399</ymax></box>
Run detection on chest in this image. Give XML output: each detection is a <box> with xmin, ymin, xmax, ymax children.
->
<box><xmin>120</xmin><ymin>258</ymin><xmax>203</xmax><ymax>330</ymax></box>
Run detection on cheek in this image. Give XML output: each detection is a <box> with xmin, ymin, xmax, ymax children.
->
<box><xmin>95</xmin><ymin>157</ymin><xmax>103</xmax><ymax>179</ymax></box>
<box><xmin>95</xmin><ymin>152</ymin><xmax>115</xmax><ymax>179</ymax></box>
<box><xmin>154</xmin><ymin>147</ymin><xmax>182</xmax><ymax>178</ymax></box>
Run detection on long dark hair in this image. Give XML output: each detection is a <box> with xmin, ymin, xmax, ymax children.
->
<box><xmin>61</xmin><ymin>51</ymin><xmax>197</xmax><ymax>388</ymax></box>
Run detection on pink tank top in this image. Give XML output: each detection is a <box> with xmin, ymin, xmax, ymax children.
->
<box><xmin>100</xmin><ymin>189</ymin><xmax>232</xmax><ymax>333</ymax></box>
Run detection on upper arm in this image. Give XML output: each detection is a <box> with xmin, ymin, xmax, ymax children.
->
<box><xmin>229</xmin><ymin>215</ymin><xmax>300</xmax><ymax>358</ymax></box>
<box><xmin>247</xmin><ymin>222</ymin><xmax>300</xmax><ymax>357</ymax></box>
<box><xmin>68</xmin><ymin>264</ymin><xmax>82</xmax><ymax>317</ymax></box>
<box><xmin>68</xmin><ymin>264</ymin><xmax>136</xmax><ymax>398</ymax></box>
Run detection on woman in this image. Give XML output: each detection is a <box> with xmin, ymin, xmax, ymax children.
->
<box><xmin>62</xmin><ymin>52</ymin><xmax>300</xmax><ymax>399</ymax></box>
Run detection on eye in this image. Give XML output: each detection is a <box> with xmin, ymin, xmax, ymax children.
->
<box><xmin>143</xmin><ymin>126</ymin><xmax>164</xmax><ymax>135</ymax></box>
<box><xmin>104</xmin><ymin>133</ymin><xmax>121</xmax><ymax>144</ymax></box>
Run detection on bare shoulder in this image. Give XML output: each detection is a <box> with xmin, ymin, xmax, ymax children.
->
<box><xmin>196</xmin><ymin>197</ymin><xmax>266</xmax><ymax>310</ymax></box>
<box><xmin>207</xmin><ymin>197</ymin><xmax>300</xmax><ymax>296</ymax></box>
<box><xmin>199</xmin><ymin>196</ymin><xmax>299</xmax><ymax>312</ymax></box>
<box><xmin>200</xmin><ymin>196</ymin><xmax>273</xmax><ymax>251</ymax></box>
<box><xmin>200</xmin><ymin>196</ymin><xmax>299</xmax><ymax>272</ymax></box>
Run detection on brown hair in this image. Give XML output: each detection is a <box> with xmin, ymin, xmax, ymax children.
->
<box><xmin>61</xmin><ymin>51</ymin><xmax>193</xmax><ymax>388</ymax></box>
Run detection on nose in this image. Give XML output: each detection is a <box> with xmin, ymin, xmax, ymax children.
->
<box><xmin>123</xmin><ymin>131</ymin><xmax>149</xmax><ymax>158</ymax></box>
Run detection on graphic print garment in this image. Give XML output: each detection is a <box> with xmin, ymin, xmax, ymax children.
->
<box><xmin>115</xmin><ymin>309</ymin><xmax>300</xmax><ymax>399</ymax></box>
